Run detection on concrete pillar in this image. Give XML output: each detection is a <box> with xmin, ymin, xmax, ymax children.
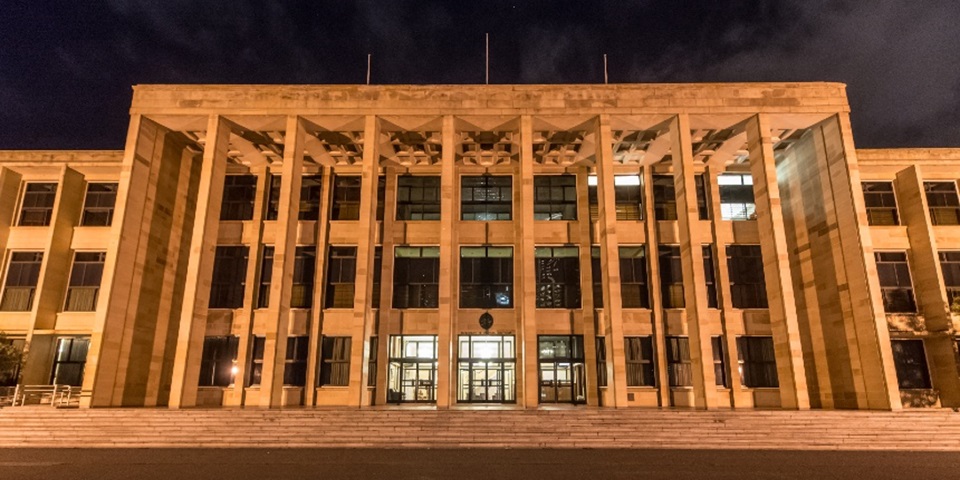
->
<box><xmin>745</xmin><ymin>114</ymin><xmax>810</xmax><ymax>410</ymax></box>
<box><xmin>168</xmin><ymin>115</ymin><xmax>231</xmax><ymax>408</ymax></box>
<box><xmin>436</xmin><ymin>115</ymin><xmax>456</xmax><ymax>408</ymax></box>
<box><xmin>304</xmin><ymin>166</ymin><xmax>334</xmax><ymax>406</ymax></box>
<box><xmin>593</xmin><ymin>114</ymin><xmax>629</xmax><ymax>407</ymax></box>
<box><xmin>517</xmin><ymin>115</ymin><xmax>539</xmax><ymax>408</ymax></box>
<box><xmin>375</xmin><ymin>169</ymin><xmax>399</xmax><ymax>405</ymax></box>
<box><xmin>641</xmin><ymin>166</ymin><xmax>670</xmax><ymax>405</ymax></box>
<box><xmin>670</xmin><ymin>114</ymin><xmax>719</xmax><ymax>409</ymax></box>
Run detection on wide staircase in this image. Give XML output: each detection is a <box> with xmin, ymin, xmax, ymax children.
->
<box><xmin>1</xmin><ymin>407</ymin><xmax>959</xmax><ymax>450</ymax></box>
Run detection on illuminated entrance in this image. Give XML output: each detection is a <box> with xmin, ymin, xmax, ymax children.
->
<box><xmin>387</xmin><ymin>335</ymin><xmax>438</xmax><ymax>403</ymax></box>
<box><xmin>538</xmin><ymin>335</ymin><xmax>586</xmax><ymax>404</ymax></box>
<box><xmin>457</xmin><ymin>335</ymin><xmax>516</xmax><ymax>403</ymax></box>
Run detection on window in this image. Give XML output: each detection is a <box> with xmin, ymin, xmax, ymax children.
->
<box><xmin>666</xmin><ymin>336</ymin><xmax>692</xmax><ymax>387</ymax></box>
<box><xmin>718</xmin><ymin>174</ymin><xmax>755</xmax><ymax>221</ymax></box>
<box><xmin>64</xmin><ymin>252</ymin><xmax>106</xmax><ymax>312</ymax></box>
<box><xmin>284</xmin><ymin>336</ymin><xmax>309</xmax><ymax>386</ymax></box>
<box><xmin>0</xmin><ymin>336</ymin><xmax>24</xmax><ymax>387</ymax></box>
<box><xmin>712</xmin><ymin>336</ymin><xmax>727</xmax><ymax>387</ymax></box>
<box><xmin>198</xmin><ymin>336</ymin><xmax>239</xmax><ymax>387</ymax></box>
<box><xmin>534</xmin><ymin>246</ymin><xmax>581</xmax><ymax>308</ymax></box>
<box><xmin>659</xmin><ymin>245</ymin><xmax>684</xmax><ymax>308</ymax></box>
<box><xmin>460</xmin><ymin>246</ymin><xmax>513</xmax><ymax>309</ymax></box>
<box><xmin>367</xmin><ymin>337</ymin><xmax>379</xmax><ymax>387</ymax></box>
<box><xmin>291</xmin><ymin>246</ymin><xmax>316</xmax><ymax>308</ymax></box>
<box><xmin>375</xmin><ymin>175</ymin><xmax>386</xmax><ymax>221</ymax></box>
<box><xmin>695</xmin><ymin>174</ymin><xmax>710</xmax><ymax>220</ymax></box>
<box><xmin>396</xmin><ymin>176</ymin><xmax>441</xmax><ymax>220</ymax></box>
<box><xmin>534</xmin><ymin>175</ymin><xmax>577</xmax><ymax>220</ymax></box>
<box><xmin>939</xmin><ymin>251</ymin><xmax>960</xmax><ymax>308</ymax></box>
<box><xmin>50</xmin><ymin>337</ymin><xmax>89</xmax><ymax>387</ymax></box>
<box><xmin>1</xmin><ymin>252</ymin><xmax>43</xmax><ymax>312</ymax></box>
<box><xmin>587</xmin><ymin>175</ymin><xmax>643</xmax><ymax>221</ymax></box>
<box><xmin>862</xmin><ymin>182</ymin><xmax>899</xmax><ymax>226</ymax></box>
<box><xmin>371</xmin><ymin>247</ymin><xmax>382</xmax><ymax>308</ymax></box>
<box><xmin>18</xmin><ymin>183</ymin><xmax>57</xmax><ymax>226</ymax></box>
<box><xmin>220</xmin><ymin>175</ymin><xmax>257</xmax><ymax>221</ymax></box>
<box><xmin>591</xmin><ymin>247</ymin><xmax>603</xmax><ymax>308</ymax></box>
<box><xmin>727</xmin><ymin>245</ymin><xmax>768</xmax><ymax>309</ymax></box>
<box><xmin>249</xmin><ymin>336</ymin><xmax>265</xmax><ymax>386</ymax></box>
<box><xmin>265</xmin><ymin>175</ymin><xmax>282</xmax><ymax>221</ymax></box>
<box><xmin>256</xmin><ymin>247</ymin><xmax>274</xmax><ymax>309</ymax></box>
<box><xmin>209</xmin><ymin>246</ymin><xmax>248</xmax><ymax>309</ymax></box>
<box><xmin>461</xmin><ymin>175</ymin><xmax>512</xmax><ymax>220</ymax></box>
<box><xmin>619</xmin><ymin>246</ymin><xmax>649</xmax><ymax>309</ymax></box>
<box><xmin>703</xmin><ymin>245</ymin><xmax>718</xmax><ymax>309</ymax></box>
<box><xmin>331</xmin><ymin>176</ymin><xmax>361</xmax><ymax>221</ymax></box>
<box><xmin>652</xmin><ymin>175</ymin><xmax>677</xmax><ymax>221</ymax></box>
<box><xmin>736</xmin><ymin>336</ymin><xmax>778</xmax><ymax>388</ymax></box>
<box><xmin>538</xmin><ymin>335</ymin><xmax>586</xmax><ymax>404</ymax></box>
<box><xmin>387</xmin><ymin>335</ymin><xmax>438</xmax><ymax>403</ymax></box>
<box><xmin>624</xmin><ymin>336</ymin><xmax>655</xmax><ymax>386</ymax></box>
<box><xmin>891</xmin><ymin>339</ymin><xmax>931</xmax><ymax>389</ymax></box>
<box><xmin>393</xmin><ymin>246</ymin><xmax>440</xmax><ymax>309</ymax></box>
<box><xmin>299</xmin><ymin>174</ymin><xmax>323</xmax><ymax>220</ymax></box>
<box><xmin>925</xmin><ymin>181</ymin><xmax>960</xmax><ymax>226</ymax></box>
<box><xmin>325</xmin><ymin>246</ymin><xmax>357</xmax><ymax>308</ymax></box>
<box><xmin>80</xmin><ymin>183</ymin><xmax>118</xmax><ymax>226</ymax></box>
<box><xmin>875</xmin><ymin>251</ymin><xmax>917</xmax><ymax>313</ymax></box>
<box><xmin>595</xmin><ymin>337</ymin><xmax>607</xmax><ymax>387</ymax></box>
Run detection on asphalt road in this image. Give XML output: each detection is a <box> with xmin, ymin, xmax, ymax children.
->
<box><xmin>0</xmin><ymin>448</ymin><xmax>957</xmax><ymax>480</ymax></box>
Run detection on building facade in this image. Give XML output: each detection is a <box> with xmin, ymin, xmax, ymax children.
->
<box><xmin>0</xmin><ymin>83</ymin><xmax>958</xmax><ymax>410</ymax></box>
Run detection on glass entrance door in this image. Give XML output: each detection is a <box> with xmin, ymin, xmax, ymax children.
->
<box><xmin>538</xmin><ymin>335</ymin><xmax>586</xmax><ymax>404</ymax></box>
<box><xmin>387</xmin><ymin>335</ymin><xmax>438</xmax><ymax>403</ymax></box>
<box><xmin>457</xmin><ymin>335</ymin><xmax>516</xmax><ymax>403</ymax></box>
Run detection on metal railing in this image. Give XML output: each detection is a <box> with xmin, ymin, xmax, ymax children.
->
<box><xmin>6</xmin><ymin>384</ymin><xmax>85</xmax><ymax>408</ymax></box>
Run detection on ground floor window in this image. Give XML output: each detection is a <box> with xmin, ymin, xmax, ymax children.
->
<box><xmin>50</xmin><ymin>337</ymin><xmax>89</xmax><ymax>386</ymax></box>
<box><xmin>457</xmin><ymin>335</ymin><xmax>516</xmax><ymax>403</ymax></box>
<box><xmin>624</xmin><ymin>336</ymin><xmax>656</xmax><ymax>387</ymax></box>
<box><xmin>890</xmin><ymin>339</ymin><xmax>931</xmax><ymax>389</ymax></box>
<box><xmin>319</xmin><ymin>336</ymin><xmax>351</xmax><ymax>386</ymax></box>
<box><xmin>736</xmin><ymin>336</ymin><xmax>778</xmax><ymax>388</ymax></box>
<box><xmin>0</xmin><ymin>336</ymin><xmax>25</xmax><ymax>386</ymax></box>
<box><xmin>198</xmin><ymin>336</ymin><xmax>239</xmax><ymax>387</ymax></box>
<box><xmin>387</xmin><ymin>335</ymin><xmax>438</xmax><ymax>403</ymax></box>
<box><xmin>537</xmin><ymin>335</ymin><xmax>585</xmax><ymax>404</ymax></box>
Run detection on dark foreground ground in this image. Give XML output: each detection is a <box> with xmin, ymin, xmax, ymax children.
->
<box><xmin>0</xmin><ymin>448</ymin><xmax>957</xmax><ymax>480</ymax></box>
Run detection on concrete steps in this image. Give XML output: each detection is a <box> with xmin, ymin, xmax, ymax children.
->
<box><xmin>1</xmin><ymin>408</ymin><xmax>959</xmax><ymax>450</ymax></box>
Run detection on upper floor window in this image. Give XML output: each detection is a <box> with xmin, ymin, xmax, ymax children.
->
<box><xmin>81</xmin><ymin>183</ymin><xmax>118</xmax><ymax>226</ymax></box>
<box><xmin>619</xmin><ymin>246</ymin><xmax>650</xmax><ymax>309</ymax></box>
<box><xmin>291</xmin><ymin>246</ymin><xmax>316</xmax><ymax>309</ymax></box>
<box><xmin>875</xmin><ymin>251</ymin><xmax>917</xmax><ymax>313</ymax></box>
<box><xmin>587</xmin><ymin>175</ymin><xmax>643</xmax><ymax>221</ymax></box>
<box><xmin>325</xmin><ymin>246</ymin><xmax>357</xmax><ymax>308</ymax></box>
<box><xmin>718</xmin><ymin>174</ymin><xmax>755</xmax><ymax>221</ymax></box>
<box><xmin>534</xmin><ymin>175</ymin><xmax>577</xmax><ymax>221</ymax></box>
<box><xmin>256</xmin><ymin>246</ymin><xmax>274</xmax><ymax>309</ymax></box>
<box><xmin>703</xmin><ymin>245</ymin><xmax>719</xmax><ymax>308</ymax></box>
<box><xmin>726</xmin><ymin>245</ymin><xmax>768</xmax><ymax>309</ymax></box>
<box><xmin>18</xmin><ymin>183</ymin><xmax>57</xmax><ymax>226</ymax></box>
<box><xmin>862</xmin><ymin>181</ymin><xmax>899</xmax><ymax>226</ymax></box>
<box><xmin>591</xmin><ymin>246</ymin><xmax>603</xmax><ymax>308</ymax></box>
<box><xmin>695</xmin><ymin>174</ymin><xmax>710</xmax><ymax>220</ymax></box>
<box><xmin>461</xmin><ymin>175</ymin><xmax>511</xmax><ymax>221</ymax></box>
<box><xmin>393</xmin><ymin>246</ymin><xmax>440</xmax><ymax>309</ymax></box>
<box><xmin>220</xmin><ymin>175</ymin><xmax>257</xmax><ymax>221</ymax></box>
<box><xmin>939</xmin><ymin>251</ymin><xmax>960</xmax><ymax>308</ymax></box>
<box><xmin>209</xmin><ymin>246</ymin><xmax>248</xmax><ymax>309</ymax></box>
<box><xmin>460</xmin><ymin>246</ymin><xmax>513</xmax><ymax>309</ymax></box>
<box><xmin>331</xmin><ymin>176</ymin><xmax>361</xmax><ymax>221</ymax></box>
<box><xmin>535</xmin><ymin>246</ymin><xmax>581</xmax><ymax>308</ymax></box>
<box><xmin>624</xmin><ymin>336</ymin><xmax>655</xmax><ymax>387</ymax></box>
<box><xmin>375</xmin><ymin>175</ymin><xmax>386</xmax><ymax>221</ymax></box>
<box><xmin>652</xmin><ymin>175</ymin><xmax>677</xmax><ymax>221</ymax></box>
<box><xmin>890</xmin><ymin>339</ymin><xmax>931</xmax><ymax>389</ymax></box>
<box><xmin>299</xmin><ymin>174</ymin><xmax>323</xmax><ymax>221</ymax></box>
<box><xmin>64</xmin><ymin>252</ymin><xmax>106</xmax><ymax>312</ymax></box>
<box><xmin>265</xmin><ymin>175</ymin><xmax>282</xmax><ymax>221</ymax></box>
<box><xmin>659</xmin><ymin>245</ymin><xmax>684</xmax><ymax>309</ymax></box>
<box><xmin>736</xmin><ymin>336</ymin><xmax>778</xmax><ymax>388</ymax></box>
<box><xmin>396</xmin><ymin>176</ymin><xmax>441</xmax><ymax>221</ymax></box>
<box><xmin>924</xmin><ymin>181</ymin><xmax>960</xmax><ymax>226</ymax></box>
<box><xmin>371</xmin><ymin>247</ymin><xmax>383</xmax><ymax>308</ymax></box>
<box><xmin>0</xmin><ymin>252</ymin><xmax>43</xmax><ymax>312</ymax></box>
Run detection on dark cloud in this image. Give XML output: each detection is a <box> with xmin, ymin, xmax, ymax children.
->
<box><xmin>0</xmin><ymin>0</ymin><xmax>956</xmax><ymax>149</ymax></box>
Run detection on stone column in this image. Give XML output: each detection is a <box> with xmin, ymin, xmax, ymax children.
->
<box><xmin>671</xmin><ymin>114</ymin><xmax>719</xmax><ymax>409</ymax></box>
<box><xmin>304</xmin><ymin>166</ymin><xmax>334</xmax><ymax>406</ymax></box>
<box><xmin>574</xmin><ymin>167</ymin><xmax>600</xmax><ymax>407</ymax></box>
<box><xmin>168</xmin><ymin>115</ymin><xmax>231</xmax><ymax>409</ymax></box>
<box><xmin>745</xmin><ymin>114</ymin><xmax>810</xmax><ymax>410</ymax></box>
<box><xmin>641</xmin><ymin>166</ymin><xmax>670</xmax><ymax>405</ymax></box>
<box><xmin>436</xmin><ymin>115</ymin><xmax>457</xmax><ymax>408</ymax></box>
<box><xmin>517</xmin><ymin>115</ymin><xmax>539</xmax><ymax>408</ymax></box>
<box><xmin>593</xmin><ymin>114</ymin><xmax>629</xmax><ymax>407</ymax></box>
<box><xmin>375</xmin><ymin>168</ymin><xmax>399</xmax><ymax>405</ymax></box>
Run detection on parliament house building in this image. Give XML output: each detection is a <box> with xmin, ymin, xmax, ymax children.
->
<box><xmin>0</xmin><ymin>83</ymin><xmax>959</xmax><ymax>411</ymax></box>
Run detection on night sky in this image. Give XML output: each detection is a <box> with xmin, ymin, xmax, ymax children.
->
<box><xmin>2</xmin><ymin>1</ymin><xmax>958</xmax><ymax>150</ymax></box>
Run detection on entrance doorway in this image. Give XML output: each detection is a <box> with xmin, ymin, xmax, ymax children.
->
<box><xmin>538</xmin><ymin>335</ymin><xmax>586</xmax><ymax>404</ymax></box>
<box><xmin>387</xmin><ymin>335</ymin><xmax>438</xmax><ymax>403</ymax></box>
<box><xmin>457</xmin><ymin>335</ymin><xmax>516</xmax><ymax>403</ymax></box>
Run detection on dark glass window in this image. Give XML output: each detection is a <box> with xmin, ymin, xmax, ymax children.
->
<box><xmin>249</xmin><ymin>336</ymin><xmax>265</xmax><ymax>386</ymax></box>
<box><xmin>50</xmin><ymin>337</ymin><xmax>89</xmax><ymax>386</ymax></box>
<box><xmin>376</xmin><ymin>175</ymin><xmax>386</xmax><ymax>221</ymax></box>
<box><xmin>703</xmin><ymin>245</ymin><xmax>719</xmax><ymax>309</ymax></box>
<box><xmin>325</xmin><ymin>246</ymin><xmax>357</xmax><ymax>308</ymax></box>
<box><xmin>736</xmin><ymin>336</ymin><xmax>778</xmax><ymax>388</ymax></box>
<box><xmin>284</xmin><ymin>336</ymin><xmax>309</xmax><ymax>386</ymax></box>
<box><xmin>666</xmin><ymin>336</ymin><xmax>692</xmax><ymax>387</ymax></box>
<box><xmin>256</xmin><ymin>247</ymin><xmax>274</xmax><ymax>309</ymax></box>
<box><xmin>653</xmin><ymin>175</ymin><xmax>677</xmax><ymax>221</ymax></box>
<box><xmin>0</xmin><ymin>336</ymin><xmax>24</xmax><ymax>387</ymax></box>
<box><xmin>534</xmin><ymin>246</ymin><xmax>581</xmax><ymax>308</ymax></box>
<box><xmin>875</xmin><ymin>251</ymin><xmax>917</xmax><ymax>313</ymax></box>
<box><xmin>624</xmin><ymin>336</ymin><xmax>655</xmax><ymax>386</ymax></box>
<box><xmin>460</xmin><ymin>246</ymin><xmax>513</xmax><ymax>309</ymax></box>
<box><xmin>891</xmin><ymin>339</ymin><xmax>931</xmax><ymax>389</ymax></box>
<box><xmin>331</xmin><ymin>176</ymin><xmax>361</xmax><ymax>221</ymax></box>
<box><xmin>371</xmin><ymin>247</ymin><xmax>382</xmax><ymax>308</ymax></box>
<box><xmin>589</xmin><ymin>175</ymin><xmax>643</xmax><ymax>221</ymax></box>
<box><xmin>534</xmin><ymin>175</ymin><xmax>577</xmax><ymax>221</ymax></box>
<box><xmin>695</xmin><ymin>174</ymin><xmax>710</xmax><ymax>220</ymax></box>
<box><xmin>393</xmin><ymin>246</ymin><xmax>440</xmax><ymax>309</ymax></box>
<box><xmin>367</xmin><ymin>337</ymin><xmax>379</xmax><ymax>387</ymax></box>
<box><xmin>862</xmin><ymin>182</ymin><xmax>899</xmax><ymax>226</ymax></box>
<box><xmin>291</xmin><ymin>246</ymin><xmax>316</xmax><ymax>309</ymax></box>
<box><xmin>595</xmin><ymin>337</ymin><xmax>607</xmax><ymax>387</ymax></box>
<box><xmin>1</xmin><ymin>252</ymin><xmax>43</xmax><ymax>312</ymax></box>
<box><xmin>299</xmin><ymin>174</ymin><xmax>323</xmax><ymax>220</ymax></box>
<box><xmin>939</xmin><ymin>251</ymin><xmax>960</xmax><ymax>308</ymax></box>
<box><xmin>64</xmin><ymin>252</ymin><xmax>106</xmax><ymax>312</ymax></box>
<box><xmin>80</xmin><ymin>183</ymin><xmax>118</xmax><ymax>226</ymax></box>
<box><xmin>712</xmin><ymin>336</ymin><xmax>727</xmax><ymax>387</ymax></box>
<box><xmin>18</xmin><ymin>183</ymin><xmax>57</xmax><ymax>226</ymax></box>
<box><xmin>591</xmin><ymin>246</ymin><xmax>603</xmax><ymax>308</ymax></box>
<box><xmin>209</xmin><ymin>246</ymin><xmax>248</xmax><ymax>309</ymax></box>
<box><xmin>925</xmin><ymin>181</ymin><xmax>960</xmax><ymax>226</ymax></box>
<box><xmin>396</xmin><ymin>176</ymin><xmax>441</xmax><ymax>221</ymax></box>
<box><xmin>461</xmin><ymin>175</ymin><xmax>512</xmax><ymax>220</ymax></box>
<box><xmin>265</xmin><ymin>175</ymin><xmax>282</xmax><ymax>221</ymax></box>
<box><xmin>718</xmin><ymin>174</ymin><xmax>755</xmax><ymax>221</ymax></box>
<box><xmin>659</xmin><ymin>245</ymin><xmax>685</xmax><ymax>309</ymax></box>
<box><xmin>198</xmin><ymin>335</ymin><xmax>239</xmax><ymax>387</ymax></box>
<box><xmin>619</xmin><ymin>246</ymin><xmax>649</xmax><ymax>309</ymax></box>
<box><xmin>727</xmin><ymin>245</ymin><xmax>768</xmax><ymax>309</ymax></box>
<box><xmin>320</xmin><ymin>336</ymin><xmax>351</xmax><ymax>386</ymax></box>
<box><xmin>220</xmin><ymin>175</ymin><xmax>257</xmax><ymax>221</ymax></box>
